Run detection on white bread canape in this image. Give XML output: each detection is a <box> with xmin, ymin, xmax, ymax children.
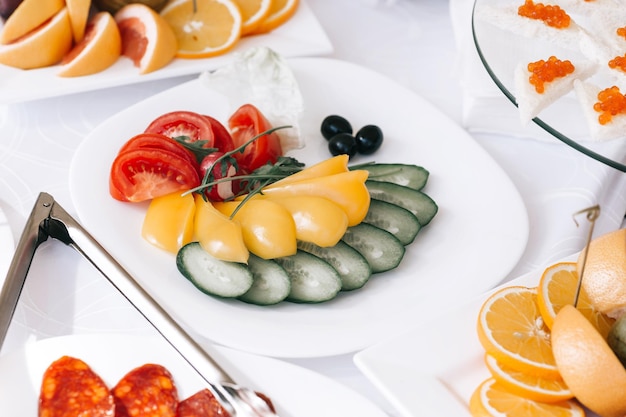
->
<box><xmin>474</xmin><ymin>1</ymin><xmax>583</xmax><ymax>51</ymax></box>
<box><xmin>514</xmin><ymin>56</ymin><xmax>596</xmax><ymax>124</ymax></box>
<box><xmin>574</xmin><ymin>79</ymin><xmax>626</xmax><ymax>141</ymax></box>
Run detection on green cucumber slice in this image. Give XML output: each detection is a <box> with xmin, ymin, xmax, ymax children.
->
<box><xmin>275</xmin><ymin>250</ymin><xmax>342</xmax><ymax>303</ymax></box>
<box><xmin>352</xmin><ymin>163</ymin><xmax>429</xmax><ymax>190</ymax></box>
<box><xmin>239</xmin><ymin>254</ymin><xmax>291</xmax><ymax>305</ymax></box>
<box><xmin>366</xmin><ymin>180</ymin><xmax>438</xmax><ymax>226</ymax></box>
<box><xmin>342</xmin><ymin>223</ymin><xmax>405</xmax><ymax>273</ymax></box>
<box><xmin>363</xmin><ymin>199</ymin><xmax>421</xmax><ymax>245</ymax></box>
<box><xmin>297</xmin><ymin>240</ymin><xmax>372</xmax><ymax>291</ymax></box>
<box><xmin>176</xmin><ymin>242</ymin><xmax>253</xmax><ymax>298</ymax></box>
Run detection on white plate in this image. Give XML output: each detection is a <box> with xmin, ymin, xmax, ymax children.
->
<box><xmin>69</xmin><ymin>57</ymin><xmax>529</xmax><ymax>358</ymax></box>
<box><xmin>354</xmin><ymin>253</ymin><xmax>600</xmax><ymax>417</ymax></box>
<box><xmin>0</xmin><ymin>333</ymin><xmax>388</xmax><ymax>417</ymax></box>
<box><xmin>0</xmin><ymin>0</ymin><xmax>332</xmax><ymax>105</ymax></box>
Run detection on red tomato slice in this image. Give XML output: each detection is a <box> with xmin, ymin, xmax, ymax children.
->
<box><xmin>110</xmin><ymin>148</ymin><xmax>200</xmax><ymax>202</ymax></box>
<box><xmin>228</xmin><ymin>104</ymin><xmax>283</xmax><ymax>172</ymax></box>
<box><xmin>204</xmin><ymin>115</ymin><xmax>235</xmax><ymax>152</ymax></box>
<box><xmin>145</xmin><ymin>110</ymin><xmax>215</xmax><ymax>147</ymax></box>
<box><xmin>118</xmin><ymin>132</ymin><xmax>199</xmax><ymax>170</ymax></box>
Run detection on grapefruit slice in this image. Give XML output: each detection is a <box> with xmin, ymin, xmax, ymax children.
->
<box><xmin>58</xmin><ymin>11</ymin><xmax>121</xmax><ymax>77</ymax></box>
<box><xmin>114</xmin><ymin>3</ymin><xmax>178</xmax><ymax>74</ymax></box>
<box><xmin>0</xmin><ymin>8</ymin><xmax>73</xmax><ymax>69</ymax></box>
<box><xmin>0</xmin><ymin>0</ymin><xmax>64</xmax><ymax>44</ymax></box>
<box><xmin>66</xmin><ymin>0</ymin><xmax>92</xmax><ymax>43</ymax></box>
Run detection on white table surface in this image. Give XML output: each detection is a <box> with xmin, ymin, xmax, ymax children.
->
<box><xmin>1</xmin><ymin>1</ymin><xmax>625</xmax><ymax>416</ymax></box>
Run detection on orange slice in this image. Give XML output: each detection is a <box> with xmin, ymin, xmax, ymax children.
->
<box><xmin>114</xmin><ymin>3</ymin><xmax>178</xmax><ymax>74</ymax></box>
<box><xmin>477</xmin><ymin>286</ymin><xmax>560</xmax><ymax>379</ymax></box>
<box><xmin>0</xmin><ymin>8</ymin><xmax>73</xmax><ymax>69</ymax></box>
<box><xmin>58</xmin><ymin>11</ymin><xmax>121</xmax><ymax>77</ymax></box>
<box><xmin>552</xmin><ymin>304</ymin><xmax>626</xmax><ymax>417</ymax></box>
<box><xmin>66</xmin><ymin>0</ymin><xmax>92</xmax><ymax>42</ymax></box>
<box><xmin>483</xmin><ymin>354</ymin><xmax>573</xmax><ymax>404</ymax></box>
<box><xmin>160</xmin><ymin>0</ymin><xmax>243</xmax><ymax>58</ymax></box>
<box><xmin>252</xmin><ymin>0</ymin><xmax>298</xmax><ymax>34</ymax></box>
<box><xmin>234</xmin><ymin>0</ymin><xmax>271</xmax><ymax>35</ymax></box>
<box><xmin>469</xmin><ymin>378</ymin><xmax>585</xmax><ymax>417</ymax></box>
<box><xmin>0</xmin><ymin>0</ymin><xmax>64</xmax><ymax>44</ymax></box>
<box><xmin>537</xmin><ymin>261</ymin><xmax>614</xmax><ymax>338</ymax></box>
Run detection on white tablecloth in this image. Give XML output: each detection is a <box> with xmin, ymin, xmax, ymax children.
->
<box><xmin>1</xmin><ymin>1</ymin><xmax>625</xmax><ymax>416</ymax></box>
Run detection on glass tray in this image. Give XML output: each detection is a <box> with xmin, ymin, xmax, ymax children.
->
<box><xmin>471</xmin><ymin>0</ymin><xmax>626</xmax><ymax>172</ymax></box>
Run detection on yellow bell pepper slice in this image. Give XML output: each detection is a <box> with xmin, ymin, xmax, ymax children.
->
<box><xmin>272</xmin><ymin>196</ymin><xmax>348</xmax><ymax>247</ymax></box>
<box><xmin>215</xmin><ymin>199</ymin><xmax>297</xmax><ymax>259</ymax></box>
<box><xmin>261</xmin><ymin>170</ymin><xmax>370</xmax><ymax>226</ymax></box>
<box><xmin>269</xmin><ymin>154</ymin><xmax>349</xmax><ymax>186</ymax></box>
<box><xmin>142</xmin><ymin>192</ymin><xmax>195</xmax><ymax>253</ymax></box>
<box><xmin>193</xmin><ymin>194</ymin><xmax>249</xmax><ymax>263</ymax></box>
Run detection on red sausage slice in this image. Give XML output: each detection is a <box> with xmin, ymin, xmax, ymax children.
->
<box><xmin>39</xmin><ymin>356</ymin><xmax>115</xmax><ymax>417</ymax></box>
<box><xmin>112</xmin><ymin>364</ymin><xmax>178</xmax><ymax>417</ymax></box>
<box><xmin>176</xmin><ymin>388</ymin><xmax>276</xmax><ymax>417</ymax></box>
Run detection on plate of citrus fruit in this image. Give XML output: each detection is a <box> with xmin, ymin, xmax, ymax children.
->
<box><xmin>355</xmin><ymin>227</ymin><xmax>626</xmax><ymax>417</ymax></box>
<box><xmin>0</xmin><ymin>0</ymin><xmax>331</xmax><ymax>104</ymax></box>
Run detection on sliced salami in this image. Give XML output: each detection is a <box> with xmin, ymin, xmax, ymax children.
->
<box><xmin>176</xmin><ymin>388</ymin><xmax>276</xmax><ymax>417</ymax></box>
<box><xmin>39</xmin><ymin>355</ymin><xmax>115</xmax><ymax>417</ymax></box>
<box><xmin>112</xmin><ymin>363</ymin><xmax>178</xmax><ymax>417</ymax></box>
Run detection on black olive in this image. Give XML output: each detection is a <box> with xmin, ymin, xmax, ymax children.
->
<box><xmin>355</xmin><ymin>125</ymin><xmax>383</xmax><ymax>155</ymax></box>
<box><xmin>328</xmin><ymin>133</ymin><xmax>357</xmax><ymax>158</ymax></box>
<box><xmin>321</xmin><ymin>115</ymin><xmax>352</xmax><ymax>140</ymax></box>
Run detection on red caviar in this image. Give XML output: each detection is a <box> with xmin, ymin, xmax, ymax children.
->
<box><xmin>618</xmin><ymin>27</ymin><xmax>626</xmax><ymax>40</ymax></box>
<box><xmin>609</xmin><ymin>54</ymin><xmax>626</xmax><ymax>73</ymax></box>
<box><xmin>527</xmin><ymin>56</ymin><xmax>574</xmax><ymax>93</ymax></box>
<box><xmin>593</xmin><ymin>86</ymin><xmax>626</xmax><ymax>125</ymax></box>
<box><xmin>518</xmin><ymin>0</ymin><xmax>571</xmax><ymax>29</ymax></box>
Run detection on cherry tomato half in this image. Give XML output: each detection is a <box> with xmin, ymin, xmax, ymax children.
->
<box><xmin>118</xmin><ymin>132</ymin><xmax>199</xmax><ymax>170</ymax></box>
<box><xmin>228</xmin><ymin>104</ymin><xmax>283</xmax><ymax>172</ymax></box>
<box><xmin>145</xmin><ymin>110</ymin><xmax>215</xmax><ymax>147</ymax></box>
<box><xmin>110</xmin><ymin>148</ymin><xmax>200</xmax><ymax>202</ymax></box>
<box><xmin>204</xmin><ymin>115</ymin><xmax>235</xmax><ymax>153</ymax></box>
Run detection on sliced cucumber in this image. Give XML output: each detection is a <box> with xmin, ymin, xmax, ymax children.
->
<box><xmin>274</xmin><ymin>250</ymin><xmax>342</xmax><ymax>303</ymax></box>
<box><xmin>297</xmin><ymin>240</ymin><xmax>372</xmax><ymax>291</ymax></box>
<box><xmin>239</xmin><ymin>254</ymin><xmax>291</xmax><ymax>305</ymax></box>
<box><xmin>364</xmin><ymin>199</ymin><xmax>421</xmax><ymax>245</ymax></box>
<box><xmin>366</xmin><ymin>180</ymin><xmax>438</xmax><ymax>226</ymax></box>
<box><xmin>177</xmin><ymin>242</ymin><xmax>253</xmax><ymax>298</ymax></box>
<box><xmin>352</xmin><ymin>163</ymin><xmax>429</xmax><ymax>190</ymax></box>
<box><xmin>342</xmin><ymin>223</ymin><xmax>405</xmax><ymax>273</ymax></box>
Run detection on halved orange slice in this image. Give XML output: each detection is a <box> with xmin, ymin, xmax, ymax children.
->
<box><xmin>0</xmin><ymin>0</ymin><xmax>64</xmax><ymax>44</ymax></box>
<box><xmin>58</xmin><ymin>11</ymin><xmax>121</xmax><ymax>77</ymax></box>
<box><xmin>114</xmin><ymin>3</ymin><xmax>178</xmax><ymax>74</ymax></box>
<box><xmin>234</xmin><ymin>0</ymin><xmax>271</xmax><ymax>35</ymax></box>
<box><xmin>252</xmin><ymin>0</ymin><xmax>298</xmax><ymax>34</ymax></box>
<box><xmin>160</xmin><ymin>0</ymin><xmax>243</xmax><ymax>58</ymax></box>
<box><xmin>0</xmin><ymin>8</ymin><xmax>73</xmax><ymax>69</ymax></box>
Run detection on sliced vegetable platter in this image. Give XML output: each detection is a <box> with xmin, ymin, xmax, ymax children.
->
<box><xmin>69</xmin><ymin>57</ymin><xmax>529</xmax><ymax>358</ymax></box>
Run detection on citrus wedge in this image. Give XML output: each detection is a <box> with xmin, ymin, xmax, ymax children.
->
<box><xmin>58</xmin><ymin>11</ymin><xmax>121</xmax><ymax>77</ymax></box>
<box><xmin>114</xmin><ymin>3</ymin><xmax>178</xmax><ymax>74</ymax></box>
<box><xmin>477</xmin><ymin>286</ymin><xmax>560</xmax><ymax>379</ymax></box>
<box><xmin>66</xmin><ymin>0</ymin><xmax>92</xmax><ymax>42</ymax></box>
<box><xmin>0</xmin><ymin>0</ymin><xmax>64</xmax><ymax>44</ymax></box>
<box><xmin>160</xmin><ymin>0</ymin><xmax>243</xmax><ymax>58</ymax></box>
<box><xmin>234</xmin><ymin>0</ymin><xmax>271</xmax><ymax>35</ymax></box>
<box><xmin>552</xmin><ymin>304</ymin><xmax>626</xmax><ymax>417</ymax></box>
<box><xmin>537</xmin><ymin>261</ymin><xmax>614</xmax><ymax>338</ymax></box>
<box><xmin>0</xmin><ymin>8</ymin><xmax>73</xmax><ymax>69</ymax></box>
<box><xmin>484</xmin><ymin>354</ymin><xmax>573</xmax><ymax>404</ymax></box>
<box><xmin>469</xmin><ymin>378</ymin><xmax>585</xmax><ymax>417</ymax></box>
<box><xmin>252</xmin><ymin>0</ymin><xmax>298</xmax><ymax>34</ymax></box>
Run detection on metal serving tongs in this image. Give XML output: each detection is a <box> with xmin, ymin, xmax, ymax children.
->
<box><xmin>0</xmin><ymin>192</ymin><xmax>278</xmax><ymax>417</ymax></box>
